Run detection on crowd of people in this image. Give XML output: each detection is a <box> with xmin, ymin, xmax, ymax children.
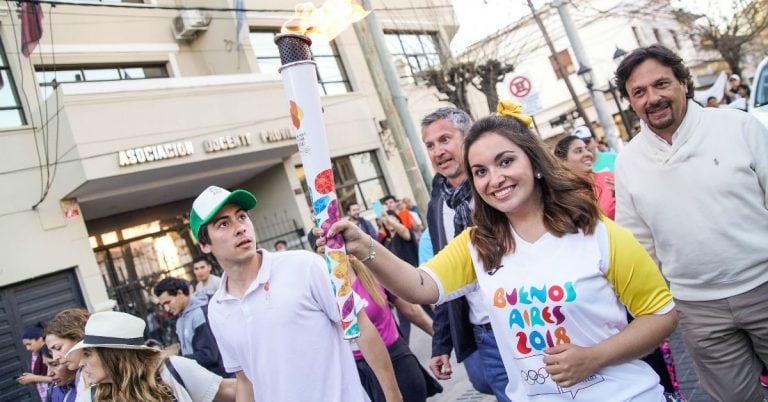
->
<box><xmin>16</xmin><ymin>44</ymin><xmax>767</xmax><ymax>402</ymax></box>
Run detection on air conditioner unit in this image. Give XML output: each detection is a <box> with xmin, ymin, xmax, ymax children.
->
<box><xmin>172</xmin><ymin>10</ymin><xmax>212</xmax><ymax>40</ymax></box>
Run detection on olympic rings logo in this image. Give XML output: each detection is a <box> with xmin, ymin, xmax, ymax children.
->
<box><xmin>520</xmin><ymin>367</ymin><xmax>550</xmax><ymax>385</ymax></box>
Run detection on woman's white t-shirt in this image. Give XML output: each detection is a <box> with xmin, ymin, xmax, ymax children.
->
<box><xmin>422</xmin><ymin>219</ymin><xmax>673</xmax><ymax>401</ymax></box>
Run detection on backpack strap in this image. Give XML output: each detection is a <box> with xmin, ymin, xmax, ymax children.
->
<box><xmin>164</xmin><ymin>358</ymin><xmax>187</xmax><ymax>390</ymax></box>
<box><xmin>200</xmin><ymin>303</ymin><xmax>210</xmax><ymax>327</ymax></box>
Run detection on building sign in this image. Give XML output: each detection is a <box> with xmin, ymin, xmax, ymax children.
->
<box><xmin>117</xmin><ymin>128</ymin><xmax>295</xmax><ymax>167</ymax></box>
<box><xmin>260</xmin><ymin>128</ymin><xmax>296</xmax><ymax>143</ymax></box>
<box><xmin>60</xmin><ymin>199</ymin><xmax>80</xmax><ymax>219</ymax></box>
<box><xmin>499</xmin><ymin>72</ymin><xmax>543</xmax><ymax>115</ymax></box>
<box><xmin>548</xmin><ymin>49</ymin><xmax>575</xmax><ymax>80</ymax></box>
<box><xmin>203</xmin><ymin>133</ymin><xmax>253</xmax><ymax>153</ymax></box>
<box><xmin>118</xmin><ymin>141</ymin><xmax>194</xmax><ymax>167</ymax></box>
<box><xmin>509</xmin><ymin>76</ymin><xmax>532</xmax><ymax>97</ymax></box>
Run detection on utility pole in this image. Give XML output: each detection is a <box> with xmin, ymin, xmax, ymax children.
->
<box><xmin>354</xmin><ymin>2</ymin><xmax>431</xmax><ymax>212</ymax></box>
<box><xmin>526</xmin><ymin>0</ymin><xmax>593</xmax><ymax>133</ymax></box>
<box><xmin>552</xmin><ymin>0</ymin><xmax>623</xmax><ymax>151</ymax></box>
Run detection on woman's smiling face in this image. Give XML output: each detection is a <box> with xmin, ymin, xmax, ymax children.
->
<box><xmin>468</xmin><ymin>131</ymin><xmax>540</xmax><ymax>220</ymax></box>
<box><xmin>564</xmin><ymin>138</ymin><xmax>594</xmax><ymax>175</ymax></box>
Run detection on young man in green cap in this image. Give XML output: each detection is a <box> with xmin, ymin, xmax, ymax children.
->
<box><xmin>189</xmin><ymin>186</ymin><xmax>401</xmax><ymax>402</ymax></box>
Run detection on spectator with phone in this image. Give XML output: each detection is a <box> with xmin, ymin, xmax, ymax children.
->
<box><xmin>18</xmin><ymin>325</ymin><xmax>51</xmax><ymax>401</ymax></box>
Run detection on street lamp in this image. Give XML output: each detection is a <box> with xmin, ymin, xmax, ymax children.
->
<box><xmin>612</xmin><ymin>46</ymin><xmax>628</xmax><ymax>65</ymax></box>
<box><xmin>577</xmin><ymin>65</ymin><xmax>594</xmax><ymax>89</ymax></box>
<box><xmin>610</xmin><ymin>46</ymin><xmax>633</xmax><ymax>140</ymax></box>
<box><xmin>578</xmin><ymin>62</ymin><xmax>634</xmax><ymax>142</ymax></box>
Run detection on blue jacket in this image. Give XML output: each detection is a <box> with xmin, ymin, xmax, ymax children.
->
<box><xmin>427</xmin><ymin>176</ymin><xmax>476</xmax><ymax>362</ymax></box>
<box><xmin>356</xmin><ymin>217</ymin><xmax>378</xmax><ymax>240</ymax></box>
<box><xmin>176</xmin><ymin>291</ymin><xmax>229</xmax><ymax>376</ymax></box>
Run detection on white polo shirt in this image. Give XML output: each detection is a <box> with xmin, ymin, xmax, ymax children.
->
<box><xmin>207</xmin><ymin>249</ymin><xmax>368</xmax><ymax>402</ymax></box>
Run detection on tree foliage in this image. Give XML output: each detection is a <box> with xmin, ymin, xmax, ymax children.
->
<box><xmin>421</xmin><ymin>59</ymin><xmax>514</xmax><ymax>116</ymax></box>
<box><xmin>421</xmin><ymin>62</ymin><xmax>475</xmax><ymax>116</ymax></box>
<box><xmin>674</xmin><ymin>0</ymin><xmax>768</xmax><ymax>76</ymax></box>
<box><xmin>473</xmin><ymin>60</ymin><xmax>516</xmax><ymax>113</ymax></box>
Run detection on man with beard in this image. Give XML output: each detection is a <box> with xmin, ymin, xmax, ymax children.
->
<box><xmin>346</xmin><ymin>202</ymin><xmax>378</xmax><ymax>240</ymax></box>
<box><xmin>614</xmin><ymin>44</ymin><xmax>768</xmax><ymax>402</ymax></box>
<box><xmin>420</xmin><ymin>108</ymin><xmax>510</xmax><ymax>401</ymax></box>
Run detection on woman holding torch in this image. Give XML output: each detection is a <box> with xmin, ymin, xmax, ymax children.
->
<box><xmin>323</xmin><ymin>106</ymin><xmax>677</xmax><ymax>401</ymax></box>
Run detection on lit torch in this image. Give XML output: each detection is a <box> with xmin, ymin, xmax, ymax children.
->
<box><xmin>275</xmin><ymin>1</ymin><xmax>368</xmax><ymax>339</ymax></box>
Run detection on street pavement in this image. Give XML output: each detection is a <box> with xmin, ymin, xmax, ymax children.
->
<box><xmin>409</xmin><ymin>326</ymin><xmax>496</xmax><ymax>401</ymax></box>
<box><xmin>408</xmin><ymin>325</ymin><xmax>768</xmax><ymax>401</ymax></box>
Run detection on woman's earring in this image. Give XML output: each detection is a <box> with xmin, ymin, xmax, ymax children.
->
<box><xmin>535</xmin><ymin>171</ymin><xmax>543</xmax><ymax>179</ymax></box>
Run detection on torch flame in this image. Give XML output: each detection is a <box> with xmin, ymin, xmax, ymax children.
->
<box><xmin>281</xmin><ymin>0</ymin><xmax>369</xmax><ymax>42</ymax></box>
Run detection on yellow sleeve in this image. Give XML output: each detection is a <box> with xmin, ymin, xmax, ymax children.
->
<box><xmin>604</xmin><ymin>219</ymin><xmax>673</xmax><ymax>316</ymax></box>
<box><xmin>421</xmin><ymin>228</ymin><xmax>477</xmax><ymax>296</ymax></box>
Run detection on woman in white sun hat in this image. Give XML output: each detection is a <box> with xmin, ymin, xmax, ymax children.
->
<box><xmin>67</xmin><ymin>311</ymin><xmax>234</xmax><ymax>402</ymax></box>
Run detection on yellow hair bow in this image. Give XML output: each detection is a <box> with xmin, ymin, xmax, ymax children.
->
<box><xmin>496</xmin><ymin>100</ymin><xmax>533</xmax><ymax>128</ymax></box>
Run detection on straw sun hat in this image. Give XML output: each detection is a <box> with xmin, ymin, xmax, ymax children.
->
<box><xmin>66</xmin><ymin>311</ymin><xmax>158</xmax><ymax>357</ymax></box>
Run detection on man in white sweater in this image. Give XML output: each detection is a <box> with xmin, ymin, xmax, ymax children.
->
<box><xmin>614</xmin><ymin>44</ymin><xmax>768</xmax><ymax>402</ymax></box>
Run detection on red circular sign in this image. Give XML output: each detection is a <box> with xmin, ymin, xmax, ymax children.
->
<box><xmin>509</xmin><ymin>76</ymin><xmax>532</xmax><ymax>98</ymax></box>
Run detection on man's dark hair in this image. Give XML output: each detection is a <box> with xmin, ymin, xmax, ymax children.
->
<box><xmin>614</xmin><ymin>44</ymin><xmax>694</xmax><ymax>100</ymax></box>
<box><xmin>192</xmin><ymin>255</ymin><xmax>211</xmax><ymax>266</ymax></box>
<box><xmin>346</xmin><ymin>202</ymin><xmax>359</xmax><ymax>212</ymax></box>
<box><xmin>153</xmin><ymin>277</ymin><xmax>191</xmax><ymax>297</ymax></box>
<box><xmin>381</xmin><ymin>195</ymin><xmax>397</xmax><ymax>204</ymax></box>
<box><xmin>738</xmin><ymin>83</ymin><xmax>751</xmax><ymax>96</ymax></box>
<box><xmin>274</xmin><ymin>239</ymin><xmax>287</xmax><ymax>248</ymax></box>
<box><xmin>40</xmin><ymin>344</ymin><xmax>52</xmax><ymax>359</ymax></box>
<box><xmin>198</xmin><ymin>225</ymin><xmax>211</xmax><ymax>246</ymax></box>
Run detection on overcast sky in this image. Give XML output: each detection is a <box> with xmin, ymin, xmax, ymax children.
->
<box><xmin>450</xmin><ymin>0</ymin><xmax>532</xmax><ymax>52</ymax></box>
<box><xmin>449</xmin><ymin>0</ymin><xmax>732</xmax><ymax>53</ymax></box>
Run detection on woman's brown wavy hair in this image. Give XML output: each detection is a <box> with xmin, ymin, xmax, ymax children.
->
<box><xmin>91</xmin><ymin>348</ymin><xmax>175</xmax><ymax>402</ymax></box>
<box><xmin>44</xmin><ymin>308</ymin><xmax>90</xmax><ymax>341</ymax></box>
<box><xmin>463</xmin><ymin>115</ymin><xmax>600</xmax><ymax>272</ymax></box>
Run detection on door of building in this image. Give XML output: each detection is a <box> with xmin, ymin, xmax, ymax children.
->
<box><xmin>92</xmin><ymin>221</ymin><xmax>197</xmax><ymax>321</ymax></box>
<box><xmin>0</xmin><ymin>269</ymin><xmax>86</xmax><ymax>401</ymax></box>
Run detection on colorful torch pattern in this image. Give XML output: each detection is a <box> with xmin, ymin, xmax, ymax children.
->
<box><xmin>275</xmin><ymin>33</ymin><xmax>359</xmax><ymax>339</ymax></box>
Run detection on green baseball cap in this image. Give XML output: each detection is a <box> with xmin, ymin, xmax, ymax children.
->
<box><xmin>190</xmin><ymin>186</ymin><xmax>257</xmax><ymax>240</ymax></box>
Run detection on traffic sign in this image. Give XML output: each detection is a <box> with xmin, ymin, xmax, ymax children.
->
<box><xmin>509</xmin><ymin>76</ymin><xmax>532</xmax><ymax>98</ymax></box>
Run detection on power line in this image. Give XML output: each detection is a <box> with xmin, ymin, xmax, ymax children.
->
<box><xmin>20</xmin><ymin>0</ymin><xmax>292</xmax><ymax>13</ymax></box>
<box><xmin>41</xmin><ymin>3</ymin><xmax>62</xmax><ymax>208</ymax></box>
<box><xmin>16</xmin><ymin>0</ymin><xmax>450</xmax><ymax>14</ymax></box>
<box><xmin>6</xmin><ymin>0</ymin><xmax>47</xmax><ymax>206</ymax></box>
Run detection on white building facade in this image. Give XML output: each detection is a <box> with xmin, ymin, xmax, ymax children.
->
<box><xmin>0</xmin><ymin>1</ymin><xmax>455</xmax><ymax>398</ymax></box>
<box><xmin>459</xmin><ymin>0</ymin><xmax>715</xmax><ymax>140</ymax></box>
